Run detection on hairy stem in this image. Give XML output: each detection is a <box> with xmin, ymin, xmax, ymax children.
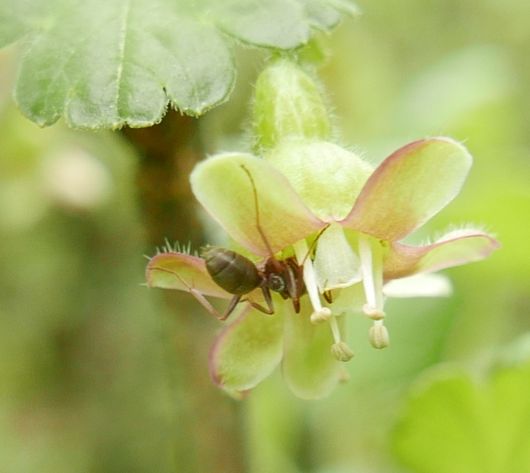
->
<box><xmin>122</xmin><ymin>111</ymin><xmax>247</xmax><ymax>473</ymax></box>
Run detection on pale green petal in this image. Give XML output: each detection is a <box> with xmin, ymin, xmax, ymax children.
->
<box><xmin>209</xmin><ymin>307</ymin><xmax>284</xmax><ymax>393</ymax></box>
<box><xmin>313</xmin><ymin>223</ymin><xmax>362</xmax><ymax>291</ymax></box>
<box><xmin>146</xmin><ymin>252</ymin><xmax>230</xmax><ymax>298</ymax></box>
<box><xmin>191</xmin><ymin>153</ymin><xmax>324</xmax><ymax>256</ymax></box>
<box><xmin>265</xmin><ymin>140</ymin><xmax>373</xmax><ymax>221</ymax></box>
<box><xmin>383</xmin><ymin>273</ymin><xmax>453</xmax><ymax>298</ymax></box>
<box><xmin>341</xmin><ymin>138</ymin><xmax>473</xmax><ymax>240</ymax></box>
<box><xmin>384</xmin><ymin>229</ymin><xmax>500</xmax><ymax>279</ymax></box>
<box><xmin>282</xmin><ymin>301</ymin><xmax>343</xmax><ymax>399</ymax></box>
<box><xmin>329</xmin><ymin>284</ymin><xmax>365</xmax><ymax>315</ymax></box>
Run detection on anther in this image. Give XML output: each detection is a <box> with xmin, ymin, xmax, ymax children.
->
<box><xmin>338</xmin><ymin>368</ymin><xmax>351</xmax><ymax>383</ymax></box>
<box><xmin>331</xmin><ymin>341</ymin><xmax>354</xmax><ymax>362</ymax></box>
<box><xmin>369</xmin><ymin>321</ymin><xmax>390</xmax><ymax>349</ymax></box>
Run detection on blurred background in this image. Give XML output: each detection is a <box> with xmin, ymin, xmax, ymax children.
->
<box><xmin>0</xmin><ymin>0</ymin><xmax>529</xmax><ymax>472</ymax></box>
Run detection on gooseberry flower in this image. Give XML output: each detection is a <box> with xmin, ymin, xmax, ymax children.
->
<box><xmin>146</xmin><ymin>60</ymin><xmax>499</xmax><ymax>399</ymax></box>
<box><xmin>263</xmin><ymin>137</ymin><xmax>500</xmax><ymax>350</ymax></box>
<box><xmin>146</xmin><ymin>137</ymin><xmax>499</xmax><ymax>399</ymax></box>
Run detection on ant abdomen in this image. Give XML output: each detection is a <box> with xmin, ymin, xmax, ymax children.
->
<box><xmin>202</xmin><ymin>247</ymin><xmax>261</xmax><ymax>295</ymax></box>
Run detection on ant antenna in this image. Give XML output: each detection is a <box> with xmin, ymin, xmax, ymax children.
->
<box><xmin>300</xmin><ymin>224</ymin><xmax>330</xmax><ymax>266</ymax></box>
<box><xmin>240</xmin><ymin>164</ymin><xmax>276</xmax><ymax>258</ymax></box>
<box><xmin>240</xmin><ymin>164</ymin><xmax>330</xmax><ymax>265</ymax></box>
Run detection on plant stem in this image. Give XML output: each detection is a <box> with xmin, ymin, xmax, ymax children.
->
<box><xmin>122</xmin><ymin>111</ymin><xmax>248</xmax><ymax>473</ymax></box>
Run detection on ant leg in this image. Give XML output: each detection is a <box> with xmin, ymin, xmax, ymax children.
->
<box><xmin>285</xmin><ymin>260</ymin><xmax>302</xmax><ymax>313</ymax></box>
<box><xmin>149</xmin><ymin>265</ymin><xmax>240</xmax><ymax>321</ymax></box>
<box><xmin>292</xmin><ymin>296</ymin><xmax>301</xmax><ymax>314</ymax></box>
<box><xmin>189</xmin><ymin>288</ymin><xmax>241</xmax><ymax>321</ymax></box>
<box><xmin>323</xmin><ymin>290</ymin><xmax>333</xmax><ymax>303</ymax></box>
<box><xmin>244</xmin><ymin>287</ymin><xmax>275</xmax><ymax>315</ymax></box>
<box><xmin>219</xmin><ymin>294</ymin><xmax>242</xmax><ymax>321</ymax></box>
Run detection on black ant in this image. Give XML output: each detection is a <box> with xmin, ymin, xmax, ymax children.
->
<box><xmin>148</xmin><ymin>165</ymin><xmax>327</xmax><ymax>320</ymax></box>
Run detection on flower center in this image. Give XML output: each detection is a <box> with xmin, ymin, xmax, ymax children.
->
<box><xmin>294</xmin><ymin>239</ymin><xmax>354</xmax><ymax>361</ymax></box>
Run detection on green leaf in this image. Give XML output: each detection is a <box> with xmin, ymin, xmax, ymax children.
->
<box><xmin>0</xmin><ymin>2</ymin><xmax>38</xmax><ymax>47</ymax></box>
<box><xmin>0</xmin><ymin>0</ymin><xmax>357</xmax><ymax>128</ymax></box>
<box><xmin>392</xmin><ymin>357</ymin><xmax>530</xmax><ymax>473</ymax></box>
<box><xmin>210</xmin><ymin>307</ymin><xmax>284</xmax><ymax>393</ymax></box>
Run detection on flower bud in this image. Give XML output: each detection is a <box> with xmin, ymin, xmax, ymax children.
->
<box><xmin>331</xmin><ymin>341</ymin><xmax>354</xmax><ymax>362</ymax></box>
<box><xmin>369</xmin><ymin>323</ymin><xmax>390</xmax><ymax>349</ymax></box>
<box><xmin>252</xmin><ymin>59</ymin><xmax>331</xmax><ymax>150</ymax></box>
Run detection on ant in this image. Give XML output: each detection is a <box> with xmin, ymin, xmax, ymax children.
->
<box><xmin>148</xmin><ymin>165</ymin><xmax>328</xmax><ymax>320</ymax></box>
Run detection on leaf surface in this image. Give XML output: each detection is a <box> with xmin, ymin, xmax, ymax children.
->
<box><xmin>0</xmin><ymin>0</ymin><xmax>357</xmax><ymax>128</ymax></box>
<box><xmin>393</xmin><ymin>353</ymin><xmax>530</xmax><ymax>473</ymax></box>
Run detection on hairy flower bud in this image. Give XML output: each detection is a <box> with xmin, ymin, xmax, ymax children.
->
<box><xmin>252</xmin><ymin>59</ymin><xmax>331</xmax><ymax>150</ymax></box>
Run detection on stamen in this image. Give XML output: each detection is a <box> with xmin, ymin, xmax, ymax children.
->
<box><xmin>359</xmin><ymin>234</ymin><xmax>385</xmax><ymax>320</ymax></box>
<box><xmin>294</xmin><ymin>240</ymin><xmax>331</xmax><ymax>323</ymax></box>
<box><xmin>369</xmin><ymin>320</ymin><xmax>390</xmax><ymax>349</ymax></box>
<box><xmin>331</xmin><ymin>342</ymin><xmax>354</xmax><ymax>362</ymax></box>
<box><xmin>329</xmin><ymin>315</ymin><xmax>354</xmax><ymax>361</ymax></box>
<box><xmin>329</xmin><ymin>315</ymin><xmax>342</xmax><ymax>344</ymax></box>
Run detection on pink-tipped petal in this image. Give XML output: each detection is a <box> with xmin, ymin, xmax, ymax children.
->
<box><xmin>341</xmin><ymin>138</ymin><xmax>473</xmax><ymax>241</ymax></box>
<box><xmin>209</xmin><ymin>307</ymin><xmax>284</xmax><ymax>393</ymax></box>
<box><xmin>383</xmin><ymin>230</ymin><xmax>500</xmax><ymax>279</ymax></box>
<box><xmin>383</xmin><ymin>273</ymin><xmax>453</xmax><ymax>298</ymax></box>
<box><xmin>146</xmin><ymin>252</ymin><xmax>230</xmax><ymax>299</ymax></box>
<box><xmin>191</xmin><ymin>153</ymin><xmax>325</xmax><ymax>256</ymax></box>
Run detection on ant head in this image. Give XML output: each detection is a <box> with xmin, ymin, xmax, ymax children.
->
<box><xmin>267</xmin><ymin>273</ymin><xmax>286</xmax><ymax>293</ymax></box>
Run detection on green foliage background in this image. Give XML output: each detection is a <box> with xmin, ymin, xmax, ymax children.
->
<box><xmin>0</xmin><ymin>0</ymin><xmax>529</xmax><ymax>472</ymax></box>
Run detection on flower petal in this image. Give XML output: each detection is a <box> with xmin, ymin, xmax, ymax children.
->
<box><xmin>328</xmin><ymin>284</ymin><xmax>365</xmax><ymax>315</ymax></box>
<box><xmin>383</xmin><ymin>229</ymin><xmax>500</xmax><ymax>279</ymax></box>
<box><xmin>313</xmin><ymin>223</ymin><xmax>362</xmax><ymax>291</ymax></box>
<box><xmin>383</xmin><ymin>273</ymin><xmax>453</xmax><ymax>298</ymax></box>
<box><xmin>282</xmin><ymin>301</ymin><xmax>343</xmax><ymax>399</ymax></box>
<box><xmin>209</xmin><ymin>307</ymin><xmax>284</xmax><ymax>393</ymax></box>
<box><xmin>146</xmin><ymin>252</ymin><xmax>230</xmax><ymax>299</ymax></box>
<box><xmin>191</xmin><ymin>153</ymin><xmax>325</xmax><ymax>256</ymax></box>
<box><xmin>265</xmin><ymin>140</ymin><xmax>373</xmax><ymax>221</ymax></box>
<box><xmin>341</xmin><ymin>137</ymin><xmax>473</xmax><ymax>241</ymax></box>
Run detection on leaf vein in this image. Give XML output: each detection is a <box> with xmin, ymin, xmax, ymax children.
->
<box><xmin>114</xmin><ymin>0</ymin><xmax>132</xmax><ymax>119</ymax></box>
